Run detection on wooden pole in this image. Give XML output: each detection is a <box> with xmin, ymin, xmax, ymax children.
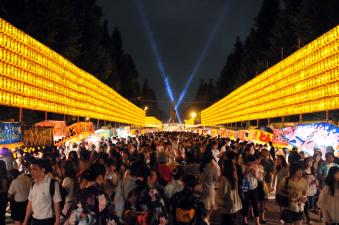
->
<box><xmin>19</xmin><ymin>108</ymin><xmax>23</xmax><ymax>123</ymax></box>
<box><xmin>326</xmin><ymin>111</ymin><xmax>329</xmax><ymax>123</ymax></box>
<box><xmin>282</xmin><ymin>116</ymin><xmax>285</xmax><ymax>128</ymax></box>
<box><xmin>45</xmin><ymin>111</ymin><xmax>48</xmax><ymax>121</ymax></box>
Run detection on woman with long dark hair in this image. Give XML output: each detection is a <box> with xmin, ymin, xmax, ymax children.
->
<box><xmin>217</xmin><ymin>159</ymin><xmax>243</xmax><ymax>225</ymax></box>
<box><xmin>317</xmin><ymin>166</ymin><xmax>339</xmax><ymax>225</ymax></box>
<box><xmin>0</xmin><ymin>160</ymin><xmax>8</xmax><ymax>224</ymax></box>
<box><xmin>61</xmin><ymin>160</ymin><xmax>78</xmax><ymax>219</ymax></box>
<box><xmin>199</xmin><ymin>149</ymin><xmax>220</xmax><ymax>224</ymax></box>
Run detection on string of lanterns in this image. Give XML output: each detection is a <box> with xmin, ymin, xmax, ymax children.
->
<box><xmin>202</xmin><ymin>26</ymin><xmax>339</xmax><ymax>126</ymax></box>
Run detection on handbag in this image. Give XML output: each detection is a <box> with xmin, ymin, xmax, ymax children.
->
<box><xmin>224</xmin><ymin>192</ymin><xmax>233</xmax><ymax>210</ymax></box>
<box><xmin>276</xmin><ymin>177</ymin><xmax>289</xmax><ymax>207</ymax></box>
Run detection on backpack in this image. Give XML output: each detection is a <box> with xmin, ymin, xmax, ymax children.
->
<box><xmin>31</xmin><ymin>178</ymin><xmax>67</xmax><ymax>210</ymax></box>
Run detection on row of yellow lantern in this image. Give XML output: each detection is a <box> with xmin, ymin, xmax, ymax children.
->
<box><xmin>0</xmin><ymin>19</ymin><xmax>145</xmax><ymax>126</ymax></box>
<box><xmin>201</xmin><ymin>25</ymin><xmax>339</xmax><ymax>126</ymax></box>
<box><xmin>0</xmin><ymin>20</ymin><xmax>128</xmax><ymax>108</ymax></box>
<box><xmin>0</xmin><ymin>19</ymin><xmax>144</xmax><ymax>122</ymax></box>
<box><xmin>208</xmin><ymin>67</ymin><xmax>339</xmax><ymax>119</ymax></box>
<box><xmin>202</xmin><ymin>97</ymin><xmax>339</xmax><ymax>126</ymax></box>
<box><xmin>0</xmin><ymin>47</ymin><xmax>144</xmax><ymax>124</ymax></box>
<box><xmin>0</xmin><ymin>43</ymin><xmax>142</xmax><ymax>120</ymax></box>
<box><xmin>144</xmin><ymin>116</ymin><xmax>162</xmax><ymax>127</ymax></box>
<box><xmin>222</xmin><ymin>26</ymin><xmax>339</xmax><ymax>103</ymax></box>
<box><xmin>208</xmin><ymin>38</ymin><xmax>339</xmax><ymax>114</ymax></box>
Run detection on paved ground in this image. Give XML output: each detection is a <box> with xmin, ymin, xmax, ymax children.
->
<box><xmin>210</xmin><ymin>199</ymin><xmax>323</xmax><ymax>225</ymax></box>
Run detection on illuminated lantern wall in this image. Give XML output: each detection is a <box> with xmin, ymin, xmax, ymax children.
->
<box><xmin>201</xmin><ymin>25</ymin><xmax>339</xmax><ymax>126</ymax></box>
<box><xmin>0</xmin><ymin>19</ymin><xmax>145</xmax><ymax>126</ymax></box>
<box><xmin>144</xmin><ymin>116</ymin><xmax>162</xmax><ymax>128</ymax></box>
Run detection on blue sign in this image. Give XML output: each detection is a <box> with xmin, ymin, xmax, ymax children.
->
<box><xmin>0</xmin><ymin>123</ymin><xmax>22</xmax><ymax>144</ymax></box>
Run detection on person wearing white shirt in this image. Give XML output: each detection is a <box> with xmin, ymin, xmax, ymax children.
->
<box><xmin>8</xmin><ymin>171</ymin><xmax>32</xmax><ymax>225</ymax></box>
<box><xmin>211</xmin><ymin>142</ymin><xmax>220</xmax><ymax>162</ymax></box>
<box><xmin>23</xmin><ymin>159</ymin><xmax>62</xmax><ymax>225</ymax></box>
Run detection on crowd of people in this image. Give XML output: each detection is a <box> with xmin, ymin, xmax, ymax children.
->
<box><xmin>0</xmin><ymin>132</ymin><xmax>338</xmax><ymax>225</ymax></box>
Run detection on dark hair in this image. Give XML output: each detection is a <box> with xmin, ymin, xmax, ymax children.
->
<box><xmin>9</xmin><ymin>169</ymin><xmax>20</xmax><ymax>180</ymax></box>
<box><xmin>79</xmin><ymin>150</ymin><xmax>91</xmax><ymax>161</ymax></box>
<box><xmin>182</xmin><ymin>174</ymin><xmax>197</xmax><ymax>188</ymax></box>
<box><xmin>172</xmin><ymin>166</ymin><xmax>184</xmax><ymax>180</ymax></box>
<box><xmin>222</xmin><ymin>159</ymin><xmax>236</xmax><ymax>189</ymax></box>
<box><xmin>31</xmin><ymin>158</ymin><xmax>46</xmax><ymax>172</ymax></box>
<box><xmin>61</xmin><ymin>160</ymin><xmax>77</xmax><ymax>178</ymax></box>
<box><xmin>325</xmin><ymin>152</ymin><xmax>335</xmax><ymax>160</ymax></box>
<box><xmin>325</xmin><ymin>166</ymin><xmax>339</xmax><ymax>196</ymax></box>
<box><xmin>200</xmin><ymin>150</ymin><xmax>213</xmax><ymax>173</ymax></box>
<box><xmin>276</xmin><ymin>155</ymin><xmax>288</xmax><ymax>172</ymax></box>
<box><xmin>43</xmin><ymin>159</ymin><xmax>53</xmax><ymax>174</ymax></box>
<box><xmin>0</xmin><ymin>161</ymin><xmax>7</xmax><ymax>178</ymax></box>
<box><xmin>289</xmin><ymin>163</ymin><xmax>303</xmax><ymax>177</ymax></box>
<box><xmin>130</xmin><ymin>160</ymin><xmax>151</xmax><ymax>180</ymax></box>
<box><xmin>107</xmin><ymin>159</ymin><xmax>117</xmax><ymax>168</ymax></box>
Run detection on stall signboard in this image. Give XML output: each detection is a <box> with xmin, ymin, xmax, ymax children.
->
<box><xmin>54</xmin><ymin>122</ymin><xmax>94</xmax><ymax>146</ymax></box>
<box><xmin>35</xmin><ymin>120</ymin><xmax>66</xmax><ymax>139</ymax></box>
<box><xmin>0</xmin><ymin>122</ymin><xmax>22</xmax><ymax>145</ymax></box>
<box><xmin>95</xmin><ymin>129</ymin><xmax>110</xmax><ymax>140</ymax></box>
<box><xmin>248</xmin><ymin>130</ymin><xmax>273</xmax><ymax>143</ymax></box>
<box><xmin>273</xmin><ymin>129</ymin><xmax>289</xmax><ymax>147</ymax></box>
<box><xmin>24</xmin><ymin>127</ymin><xmax>53</xmax><ymax>147</ymax></box>
<box><xmin>281</xmin><ymin>122</ymin><xmax>338</xmax><ymax>156</ymax></box>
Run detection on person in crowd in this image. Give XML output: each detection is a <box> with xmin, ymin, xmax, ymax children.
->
<box><xmin>157</xmin><ymin>151</ymin><xmax>173</xmax><ymax>186</ymax></box>
<box><xmin>22</xmin><ymin>159</ymin><xmax>62</xmax><ymax>225</ymax></box>
<box><xmin>171</xmin><ymin>174</ymin><xmax>207</xmax><ymax>225</ymax></box>
<box><xmin>242</xmin><ymin>155</ymin><xmax>261</xmax><ymax>225</ymax></box>
<box><xmin>217</xmin><ymin>159</ymin><xmax>243</xmax><ymax>225</ymax></box>
<box><xmin>268</xmin><ymin>141</ymin><xmax>276</xmax><ymax>161</ymax></box>
<box><xmin>211</xmin><ymin>142</ymin><xmax>220</xmax><ymax>163</ymax></box>
<box><xmin>104</xmin><ymin>158</ymin><xmax>119</xmax><ymax>199</ymax></box>
<box><xmin>8</xmin><ymin>169</ymin><xmax>32</xmax><ymax>225</ymax></box>
<box><xmin>165</xmin><ymin>166</ymin><xmax>184</xmax><ymax>199</ymax></box>
<box><xmin>60</xmin><ymin>160</ymin><xmax>78</xmax><ymax>220</ymax></box>
<box><xmin>199</xmin><ymin>150</ymin><xmax>220</xmax><ymax>224</ymax></box>
<box><xmin>318</xmin><ymin>152</ymin><xmax>339</xmax><ymax>187</ymax></box>
<box><xmin>273</xmin><ymin>155</ymin><xmax>288</xmax><ymax>192</ymax></box>
<box><xmin>303</xmin><ymin>157</ymin><xmax>317</xmax><ymax>224</ymax></box>
<box><xmin>289</xmin><ymin>147</ymin><xmax>301</xmax><ymax>165</ymax></box>
<box><xmin>317</xmin><ymin>166</ymin><xmax>339</xmax><ymax>225</ymax></box>
<box><xmin>69</xmin><ymin>163</ymin><xmax>120</xmax><ymax>225</ymax></box>
<box><xmin>67</xmin><ymin>151</ymin><xmax>79</xmax><ymax>170</ymax></box>
<box><xmin>123</xmin><ymin>161</ymin><xmax>168</xmax><ymax>225</ymax></box>
<box><xmin>259</xmin><ymin>149</ymin><xmax>274</xmax><ymax>223</ymax></box>
<box><xmin>78</xmin><ymin>150</ymin><xmax>91</xmax><ymax>175</ymax></box>
<box><xmin>278</xmin><ymin>163</ymin><xmax>307</xmax><ymax>225</ymax></box>
<box><xmin>0</xmin><ymin>160</ymin><xmax>8</xmax><ymax>225</ymax></box>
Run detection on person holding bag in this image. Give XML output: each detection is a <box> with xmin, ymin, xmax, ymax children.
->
<box><xmin>278</xmin><ymin>163</ymin><xmax>307</xmax><ymax>225</ymax></box>
<box><xmin>217</xmin><ymin>159</ymin><xmax>242</xmax><ymax>225</ymax></box>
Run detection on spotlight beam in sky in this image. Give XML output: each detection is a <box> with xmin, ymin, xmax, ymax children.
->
<box><xmin>175</xmin><ymin>0</ymin><xmax>232</xmax><ymax>111</ymax></box>
<box><xmin>135</xmin><ymin>0</ymin><xmax>175</xmax><ymax>102</ymax></box>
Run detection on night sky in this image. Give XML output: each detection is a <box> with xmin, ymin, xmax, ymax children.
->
<box><xmin>97</xmin><ymin>0</ymin><xmax>262</xmax><ymax>115</ymax></box>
